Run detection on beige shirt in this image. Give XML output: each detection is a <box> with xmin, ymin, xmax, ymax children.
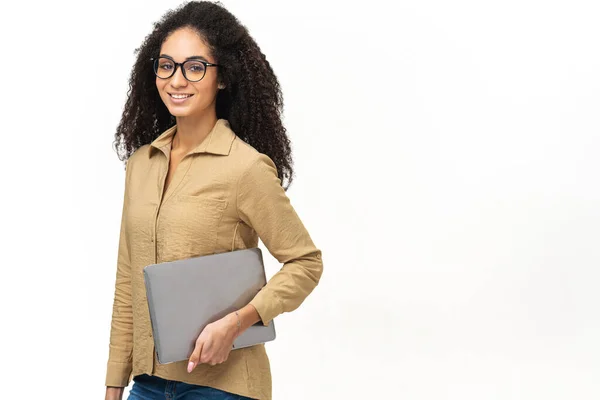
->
<box><xmin>105</xmin><ymin>119</ymin><xmax>323</xmax><ymax>399</ymax></box>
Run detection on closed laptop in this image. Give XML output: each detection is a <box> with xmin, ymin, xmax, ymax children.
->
<box><xmin>143</xmin><ymin>247</ymin><xmax>276</xmax><ymax>364</ymax></box>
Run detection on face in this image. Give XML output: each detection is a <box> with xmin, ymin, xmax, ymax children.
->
<box><xmin>155</xmin><ymin>27</ymin><xmax>221</xmax><ymax>118</ymax></box>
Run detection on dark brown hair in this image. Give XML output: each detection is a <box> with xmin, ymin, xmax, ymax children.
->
<box><xmin>113</xmin><ymin>1</ymin><xmax>294</xmax><ymax>189</ymax></box>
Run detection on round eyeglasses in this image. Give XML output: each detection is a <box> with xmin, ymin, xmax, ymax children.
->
<box><xmin>150</xmin><ymin>56</ymin><xmax>219</xmax><ymax>82</ymax></box>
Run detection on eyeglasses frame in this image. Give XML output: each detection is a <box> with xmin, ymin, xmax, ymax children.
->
<box><xmin>150</xmin><ymin>56</ymin><xmax>220</xmax><ymax>82</ymax></box>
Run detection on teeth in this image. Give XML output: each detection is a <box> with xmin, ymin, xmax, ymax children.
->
<box><xmin>171</xmin><ymin>94</ymin><xmax>192</xmax><ymax>99</ymax></box>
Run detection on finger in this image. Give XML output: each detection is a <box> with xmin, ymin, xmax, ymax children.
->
<box><xmin>188</xmin><ymin>340</ymin><xmax>204</xmax><ymax>373</ymax></box>
<box><xmin>199</xmin><ymin>339</ymin><xmax>213</xmax><ymax>364</ymax></box>
<box><xmin>212</xmin><ymin>347</ymin><xmax>230</xmax><ymax>365</ymax></box>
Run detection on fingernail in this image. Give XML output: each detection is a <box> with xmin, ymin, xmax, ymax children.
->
<box><xmin>187</xmin><ymin>361</ymin><xmax>194</xmax><ymax>373</ymax></box>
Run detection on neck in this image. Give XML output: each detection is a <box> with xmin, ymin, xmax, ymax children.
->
<box><xmin>172</xmin><ymin>110</ymin><xmax>218</xmax><ymax>153</ymax></box>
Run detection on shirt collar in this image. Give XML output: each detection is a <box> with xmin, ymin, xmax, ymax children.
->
<box><xmin>149</xmin><ymin>118</ymin><xmax>236</xmax><ymax>158</ymax></box>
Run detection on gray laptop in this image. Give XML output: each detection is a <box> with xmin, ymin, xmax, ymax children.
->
<box><xmin>143</xmin><ymin>247</ymin><xmax>276</xmax><ymax>364</ymax></box>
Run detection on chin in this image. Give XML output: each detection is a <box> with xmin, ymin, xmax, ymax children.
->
<box><xmin>168</xmin><ymin>109</ymin><xmax>190</xmax><ymax>116</ymax></box>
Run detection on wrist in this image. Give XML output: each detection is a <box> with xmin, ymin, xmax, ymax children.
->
<box><xmin>228</xmin><ymin>311</ymin><xmax>241</xmax><ymax>338</ymax></box>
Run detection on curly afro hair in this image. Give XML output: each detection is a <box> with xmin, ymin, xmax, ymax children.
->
<box><xmin>112</xmin><ymin>0</ymin><xmax>295</xmax><ymax>189</ymax></box>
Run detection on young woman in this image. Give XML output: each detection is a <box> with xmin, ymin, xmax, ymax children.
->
<box><xmin>104</xmin><ymin>2</ymin><xmax>324</xmax><ymax>399</ymax></box>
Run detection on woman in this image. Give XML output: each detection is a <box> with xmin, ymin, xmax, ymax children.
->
<box><xmin>104</xmin><ymin>2</ymin><xmax>324</xmax><ymax>399</ymax></box>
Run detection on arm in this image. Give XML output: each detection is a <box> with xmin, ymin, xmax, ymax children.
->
<box><xmin>105</xmin><ymin>387</ymin><xmax>125</xmax><ymax>400</ymax></box>
<box><xmin>237</xmin><ymin>154</ymin><xmax>324</xmax><ymax>326</ymax></box>
<box><xmin>186</xmin><ymin>154</ymin><xmax>323</xmax><ymax>371</ymax></box>
<box><xmin>105</xmin><ymin>160</ymin><xmax>134</xmax><ymax>388</ymax></box>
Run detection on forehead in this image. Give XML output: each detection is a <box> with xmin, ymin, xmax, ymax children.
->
<box><xmin>159</xmin><ymin>27</ymin><xmax>213</xmax><ymax>61</ymax></box>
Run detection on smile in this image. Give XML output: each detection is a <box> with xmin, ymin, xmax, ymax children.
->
<box><xmin>169</xmin><ymin>93</ymin><xmax>194</xmax><ymax>99</ymax></box>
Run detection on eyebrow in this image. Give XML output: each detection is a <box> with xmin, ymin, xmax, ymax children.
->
<box><xmin>159</xmin><ymin>54</ymin><xmax>209</xmax><ymax>62</ymax></box>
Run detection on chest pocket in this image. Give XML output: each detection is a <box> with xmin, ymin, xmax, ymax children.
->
<box><xmin>156</xmin><ymin>194</ymin><xmax>228</xmax><ymax>260</ymax></box>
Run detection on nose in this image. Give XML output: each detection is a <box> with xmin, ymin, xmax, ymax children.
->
<box><xmin>170</xmin><ymin>64</ymin><xmax>188</xmax><ymax>87</ymax></box>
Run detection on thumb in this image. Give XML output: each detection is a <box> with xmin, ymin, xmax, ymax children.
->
<box><xmin>188</xmin><ymin>341</ymin><xmax>203</xmax><ymax>373</ymax></box>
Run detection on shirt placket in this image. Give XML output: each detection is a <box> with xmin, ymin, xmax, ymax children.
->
<box><xmin>153</xmin><ymin>148</ymin><xmax>173</xmax><ymax>261</ymax></box>
<box><xmin>148</xmin><ymin>150</ymin><xmax>171</xmax><ymax>374</ymax></box>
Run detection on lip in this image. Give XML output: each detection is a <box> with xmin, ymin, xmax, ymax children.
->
<box><xmin>168</xmin><ymin>93</ymin><xmax>194</xmax><ymax>104</ymax></box>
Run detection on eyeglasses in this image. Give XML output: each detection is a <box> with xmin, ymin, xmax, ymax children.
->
<box><xmin>150</xmin><ymin>56</ymin><xmax>219</xmax><ymax>82</ymax></box>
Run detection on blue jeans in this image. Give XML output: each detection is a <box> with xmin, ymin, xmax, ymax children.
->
<box><xmin>127</xmin><ymin>374</ymin><xmax>255</xmax><ymax>400</ymax></box>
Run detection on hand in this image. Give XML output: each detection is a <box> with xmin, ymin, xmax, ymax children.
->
<box><xmin>187</xmin><ymin>312</ymin><xmax>239</xmax><ymax>372</ymax></box>
<box><xmin>105</xmin><ymin>386</ymin><xmax>124</xmax><ymax>400</ymax></box>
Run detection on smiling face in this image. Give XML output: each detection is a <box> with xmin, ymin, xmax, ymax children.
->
<box><xmin>155</xmin><ymin>27</ymin><xmax>221</xmax><ymax>119</ymax></box>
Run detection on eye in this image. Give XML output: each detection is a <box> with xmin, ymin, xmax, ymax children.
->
<box><xmin>185</xmin><ymin>61</ymin><xmax>205</xmax><ymax>72</ymax></box>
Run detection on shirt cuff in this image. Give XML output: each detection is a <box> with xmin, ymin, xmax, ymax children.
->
<box><xmin>249</xmin><ymin>288</ymin><xmax>283</xmax><ymax>326</ymax></box>
<box><xmin>105</xmin><ymin>360</ymin><xmax>133</xmax><ymax>387</ymax></box>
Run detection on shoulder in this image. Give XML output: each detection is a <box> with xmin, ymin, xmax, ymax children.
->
<box><xmin>228</xmin><ymin>138</ymin><xmax>280</xmax><ymax>193</ymax></box>
<box><xmin>131</xmin><ymin>144</ymin><xmax>151</xmax><ymax>162</ymax></box>
<box><xmin>125</xmin><ymin>144</ymin><xmax>151</xmax><ymax>171</ymax></box>
<box><xmin>229</xmin><ymin>136</ymin><xmax>277</xmax><ymax>178</ymax></box>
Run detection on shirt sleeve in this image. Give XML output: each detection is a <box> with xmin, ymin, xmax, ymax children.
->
<box><xmin>105</xmin><ymin>160</ymin><xmax>134</xmax><ymax>387</ymax></box>
<box><xmin>236</xmin><ymin>153</ymin><xmax>324</xmax><ymax>326</ymax></box>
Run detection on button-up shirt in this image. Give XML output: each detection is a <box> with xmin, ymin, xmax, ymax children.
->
<box><xmin>105</xmin><ymin>119</ymin><xmax>323</xmax><ymax>400</ymax></box>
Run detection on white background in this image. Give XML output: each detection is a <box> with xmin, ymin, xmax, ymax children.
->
<box><xmin>1</xmin><ymin>0</ymin><xmax>599</xmax><ymax>398</ymax></box>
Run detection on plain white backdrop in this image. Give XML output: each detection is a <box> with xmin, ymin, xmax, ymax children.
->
<box><xmin>0</xmin><ymin>0</ymin><xmax>599</xmax><ymax>398</ymax></box>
